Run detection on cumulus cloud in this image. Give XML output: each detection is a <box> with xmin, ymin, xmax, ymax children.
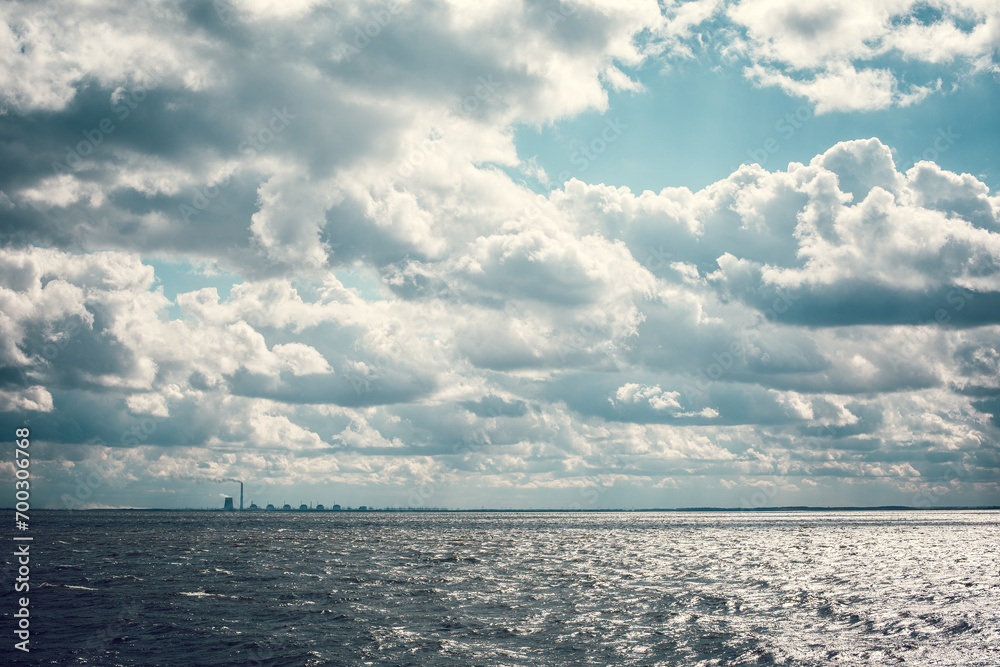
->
<box><xmin>3</xmin><ymin>133</ymin><xmax>999</xmax><ymax>506</ymax></box>
<box><xmin>613</xmin><ymin>383</ymin><xmax>682</xmax><ymax>411</ymax></box>
<box><xmin>0</xmin><ymin>0</ymin><xmax>997</xmax><ymax>508</ymax></box>
<box><xmin>0</xmin><ymin>385</ymin><xmax>53</xmax><ymax>412</ymax></box>
<box><xmin>727</xmin><ymin>0</ymin><xmax>1000</xmax><ymax>112</ymax></box>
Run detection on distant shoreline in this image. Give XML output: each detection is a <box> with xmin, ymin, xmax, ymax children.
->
<box><xmin>6</xmin><ymin>506</ymin><xmax>1000</xmax><ymax>512</ymax></box>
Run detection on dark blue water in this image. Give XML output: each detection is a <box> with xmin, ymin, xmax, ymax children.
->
<box><xmin>2</xmin><ymin>510</ymin><xmax>998</xmax><ymax>665</ymax></box>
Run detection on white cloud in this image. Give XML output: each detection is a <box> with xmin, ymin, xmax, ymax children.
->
<box><xmin>126</xmin><ymin>392</ymin><xmax>169</xmax><ymax>417</ymax></box>
<box><xmin>0</xmin><ymin>0</ymin><xmax>211</xmax><ymax>112</ymax></box>
<box><xmin>613</xmin><ymin>383</ymin><xmax>682</xmax><ymax>411</ymax></box>
<box><xmin>1</xmin><ymin>0</ymin><xmax>998</xmax><ymax>508</ymax></box>
<box><xmin>744</xmin><ymin>62</ymin><xmax>937</xmax><ymax>113</ymax></box>
<box><xmin>0</xmin><ymin>386</ymin><xmax>53</xmax><ymax>412</ymax></box>
<box><xmin>728</xmin><ymin>0</ymin><xmax>1000</xmax><ymax>112</ymax></box>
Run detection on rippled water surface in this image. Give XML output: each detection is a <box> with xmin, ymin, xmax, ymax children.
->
<box><xmin>3</xmin><ymin>510</ymin><xmax>998</xmax><ymax>665</ymax></box>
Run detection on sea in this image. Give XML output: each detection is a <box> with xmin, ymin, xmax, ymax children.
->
<box><xmin>3</xmin><ymin>510</ymin><xmax>998</xmax><ymax>666</ymax></box>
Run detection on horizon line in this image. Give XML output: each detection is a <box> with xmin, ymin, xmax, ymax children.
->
<box><xmin>8</xmin><ymin>505</ymin><xmax>1000</xmax><ymax>512</ymax></box>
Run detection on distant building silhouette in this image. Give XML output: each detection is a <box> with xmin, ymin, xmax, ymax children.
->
<box><xmin>282</xmin><ymin>504</ymin><xmax>291</xmax><ymax>510</ymax></box>
<box><xmin>316</xmin><ymin>504</ymin><xmax>325</xmax><ymax>510</ymax></box>
<box><xmin>223</xmin><ymin>497</ymin><xmax>234</xmax><ymax>511</ymax></box>
<box><xmin>266</xmin><ymin>503</ymin><xmax>275</xmax><ymax>510</ymax></box>
<box><xmin>299</xmin><ymin>504</ymin><xmax>308</xmax><ymax>510</ymax></box>
<box><xmin>332</xmin><ymin>504</ymin><xmax>341</xmax><ymax>510</ymax></box>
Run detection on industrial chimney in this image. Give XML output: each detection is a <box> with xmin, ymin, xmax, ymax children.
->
<box><xmin>240</xmin><ymin>481</ymin><xmax>244</xmax><ymax>511</ymax></box>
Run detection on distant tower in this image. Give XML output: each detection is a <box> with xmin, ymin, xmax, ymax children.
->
<box><xmin>239</xmin><ymin>482</ymin><xmax>243</xmax><ymax>511</ymax></box>
<box><xmin>223</xmin><ymin>497</ymin><xmax>234</xmax><ymax>511</ymax></box>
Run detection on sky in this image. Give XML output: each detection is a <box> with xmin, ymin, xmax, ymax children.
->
<box><xmin>1</xmin><ymin>0</ymin><xmax>999</xmax><ymax>510</ymax></box>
